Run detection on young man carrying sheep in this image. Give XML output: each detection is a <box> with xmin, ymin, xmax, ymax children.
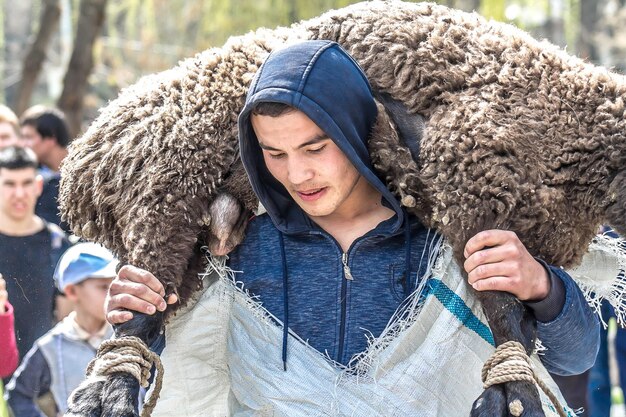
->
<box><xmin>105</xmin><ymin>41</ymin><xmax>599</xmax><ymax>415</ymax></box>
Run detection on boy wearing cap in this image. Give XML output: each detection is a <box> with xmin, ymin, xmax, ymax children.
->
<box><xmin>6</xmin><ymin>243</ymin><xmax>115</xmax><ymax>417</ymax></box>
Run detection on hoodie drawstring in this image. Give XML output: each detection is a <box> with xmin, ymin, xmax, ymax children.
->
<box><xmin>404</xmin><ymin>212</ymin><xmax>413</xmax><ymax>299</ymax></box>
<box><xmin>278</xmin><ymin>232</ymin><xmax>289</xmax><ymax>371</ymax></box>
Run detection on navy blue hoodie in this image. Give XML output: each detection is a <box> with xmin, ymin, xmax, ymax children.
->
<box><xmin>232</xmin><ymin>40</ymin><xmax>599</xmax><ymax>371</ymax></box>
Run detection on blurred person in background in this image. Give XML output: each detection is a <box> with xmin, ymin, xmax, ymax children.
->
<box><xmin>0</xmin><ymin>105</ymin><xmax>22</xmax><ymax>150</ymax></box>
<box><xmin>20</xmin><ymin>106</ymin><xmax>71</xmax><ymax>233</ymax></box>
<box><xmin>0</xmin><ymin>146</ymin><xmax>71</xmax><ymax>362</ymax></box>
<box><xmin>6</xmin><ymin>243</ymin><xmax>115</xmax><ymax>417</ymax></box>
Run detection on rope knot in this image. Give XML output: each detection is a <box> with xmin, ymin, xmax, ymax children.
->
<box><xmin>481</xmin><ymin>340</ymin><xmax>567</xmax><ymax>417</ymax></box>
<box><xmin>87</xmin><ymin>336</ymin><xmax>164</xmax><ymax>417</ymax></box>
<box><xmin>481</xmin><ymin>340</ymin><xmax>533</xmax><ymax>388</ymax></box>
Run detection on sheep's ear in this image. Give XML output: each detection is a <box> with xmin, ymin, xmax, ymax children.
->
<box><xmin>375</xmin><ymin>92</ymin><xmax>426</xmax><ymax>162</ymax></box>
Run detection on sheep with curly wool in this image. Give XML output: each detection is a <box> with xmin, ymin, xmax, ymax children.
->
<box><xmin>60</xmin><ymin>1</ymin><xmax>626</xmax><ymax>416</ymax></box>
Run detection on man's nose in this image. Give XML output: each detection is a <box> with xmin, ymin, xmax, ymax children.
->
<box><xmin>14</xmin><ymin>186</ymin><xmax>26</xmax><ymax>198</ymax></box>
<box><xmin>287</xmin><ymin>157</ymin><xmax>314</xmax><ymax>185</ymax></box>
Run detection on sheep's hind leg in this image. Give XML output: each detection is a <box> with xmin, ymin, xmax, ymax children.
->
<box><xmin>470</xmin><ymin>291</ymin><xmax>545</xmax><ymax>417</ymax></box>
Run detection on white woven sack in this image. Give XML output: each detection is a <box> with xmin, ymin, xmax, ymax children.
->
<box><xmin>152</xmin><ymin>240</ymin><xmax>579</xmax><ymax>417</ymax></box>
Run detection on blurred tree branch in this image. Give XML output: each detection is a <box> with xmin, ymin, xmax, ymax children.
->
<box><xmin>14</xmin><ymin>0</ymin><xmax>61</xmax><ymax>115</ymax></box>
<box><xmin>57</xmin><ymin>0</ymin><xmax>107</xmax><ymax>137</ymax></box>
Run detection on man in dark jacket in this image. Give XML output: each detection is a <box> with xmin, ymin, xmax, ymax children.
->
<box><xmin>0</xmin><ymin>146</ymin><xmax>71</xmax><ymax>363</ymax></box>
<box><xmin>106</xmin><ymin>41</ymin><xmax>598</xmax><ymax>389</ymax></box>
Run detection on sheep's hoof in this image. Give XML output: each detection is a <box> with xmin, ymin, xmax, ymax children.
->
<box><xmin>471</xmin><ymin>381</ymin><xmax>545</xmax><ymax>417</ymax></box>
<box><xmin>66</xmin><ymin>374</ymin><xmax>140</xmax><ymax>417</ymax></box>
<box><xmin>470</xmin><ymin>385</ymin><xmax>506</xmax><ymax>417</ymax></box>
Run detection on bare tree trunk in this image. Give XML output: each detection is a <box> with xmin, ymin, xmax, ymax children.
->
<box><xmin>467</xmin><ymin>0</ymin><xmax>481</xmax><ymax>12</ymax></box>
<box><xmin>4</xmin><ymin>0</ymin><xmax>34</xmax><ymax>108</ymax></box>
<box><xmin>578</xmin><ymin>0</ymin><xmax>601</xmax><ymax>62</ymax></box>
<box><xmin>57</xmin><ymin>0</ymin><xmax>107</xmax><ymax>138</ymax></box>
<box><xmin>287</xmin><ymin>0</ymin><xmax>298</xmax><ymax>23</ymax></box>
<box><xmin>545</xmin><ymin>0</ymin><xmax>566</xmax><ymax>47</ymax></box>
<box><xmin>14</xmin><ymin>0</ymin><xmax>61</xmax><ymax>115</ymax></box>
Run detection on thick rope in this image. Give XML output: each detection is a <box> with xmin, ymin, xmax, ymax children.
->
<box><xmin>481</xmin><ymin>341</ymin><xmax>567</xmax><ymax>417</ymax></box>
<box><xmin>86</xmin><ymin>336</ymin><xmax>164</xmax><ymax>417</ymax></box>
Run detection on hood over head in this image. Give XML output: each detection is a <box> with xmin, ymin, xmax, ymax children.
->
<box><xmin>238</xmin><ymin>40</ymin><xmax>404</xmax><ymax>234</ymax></box>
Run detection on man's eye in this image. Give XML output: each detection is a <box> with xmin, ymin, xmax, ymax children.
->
<box><xmin>268</xmin><ymin>153</ymin><xmax>285</xmax><ymax>159</ymax></box>
<box><xmin>307</xmin><ymin>145</ymin><xmax>326</xmax><ymax>154</ymax></box>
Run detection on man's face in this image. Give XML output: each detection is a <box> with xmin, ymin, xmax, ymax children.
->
<box><xmin>252</xmin><ymin>109</ymin><xmax>367</xmax><ymax>220</ymax></box>
<box><xmin>21</xmin><ymin>125</ymin><xmax>49</xmax><ymax>161</ymax></box>
<box><xmin>0</xmin><ymin>167</ymin><xmax>42</xmax><ymax>222</ymax></box>
<box><xmin>0</xmin><ymin>122</ymin><xmax>21</xmax><ymax>149</ymax></box>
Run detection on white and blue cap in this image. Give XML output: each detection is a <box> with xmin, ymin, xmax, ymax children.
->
<box><xmin>54</xmin><ymin>242</ymin><xmax>118</xmax><ymax>292</ymax></box>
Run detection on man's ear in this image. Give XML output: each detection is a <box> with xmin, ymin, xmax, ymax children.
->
<box><xmin>35</xmin><ymin>174</ymin><xmax>44</xmax><ymax>196</ymax></box>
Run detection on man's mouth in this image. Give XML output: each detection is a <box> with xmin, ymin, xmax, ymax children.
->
<box><xmin>295</xmin><ymin>187</ymin><xmax>326</xmax><ymax>201</ymax></box>
<box><xmin>12</xmin><ymin>202</ymin><xmax>27</xmax><ymax>210</ymax></box>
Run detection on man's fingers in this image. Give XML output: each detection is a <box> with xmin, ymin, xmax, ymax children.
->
<box><xmin>108</xmin><ymin>280</ymin><xmax>167</xmax><ymax>314</ymax></box>
<box><xmin>108</xmin><ymin>292</ymin><xmax>161</xmax><ymax>315</ymax></box>
<box><xmin>105</xmin><ymin>292</ymin><xmax>177</xmax><ymax>326</ymax></box>
<box><xmin>464</xmin><ymin>230</ymin><xmax>517</xmax><ymax>258</ymax></box>
<box><xmin>107</xmin><ymin>309</ymin><xmax>134</xmax><ymax>325</ymax></box>
<box><xmin>470</xmin><ymin>276</ymin><xmax>511</xmax><ymax>292</ymax></box>
<box><xmin>117</xmin><ymin>265</ymin><xmax>165</xmax><ymax>297</ymax></box>
<box><xmin>109</xmin><ymin>279</ymin><xmax>167</xmax><ymax>311</ymax></box>
<box><xmin>166</xmin><ymin>294</ymin><xmax>178</xmax><ymax>305</ymax></box>
<box><xmin>463</xmin><ymin>244</ymin><xmax>518</xmax><ymax>274</ymax></box>
<box><xmin>466</xmin><ymin>261</ymin><xmax>517</xmax><ymax>285</ymax></box>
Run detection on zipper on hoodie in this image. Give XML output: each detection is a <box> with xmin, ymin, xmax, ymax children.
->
<box><xmin>310</xmin><ymin>230</ymin><xmax>388</xmax><ymax>364</ymax></box>
<box><xmin>337</xmin><ymin>251</ymin><xmax>352</xmax><ymax>364</ymax></box>
<box><xmin>342</xmin><ymin>253</ymin><xmax>354</xmax><ymax>280</ymax></box>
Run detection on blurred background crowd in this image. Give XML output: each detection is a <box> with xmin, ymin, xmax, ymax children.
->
<box><xmin>1</xmin><ymin>0</ymin><xmax>626</xmax><ymax>416</ymax></box>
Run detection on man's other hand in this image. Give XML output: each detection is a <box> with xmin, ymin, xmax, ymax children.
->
<box><xmin>463</xmin><ymin>230</ymin><xmax>550</xmax><ymax>301</ymax></box>
<box><xmin>106</xmin><ymin>265</ymin><xmax>178</xmax><ymax>324</ymax></box>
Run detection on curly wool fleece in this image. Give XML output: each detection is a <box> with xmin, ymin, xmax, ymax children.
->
<box><xmin>60</xmin><ymin>1</ymin><xmax>626</xmax><ymax>314</ymax></box>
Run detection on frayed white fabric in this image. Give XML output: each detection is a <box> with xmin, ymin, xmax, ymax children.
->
<box><xmin>568</xmin><ymin>234</ymin><xmax>626</xmax><ymax>326</ymax></box>
<box><xmin>152</xmin><ymin>241</ymin><xmax>576</xmax><ymax>417</ymax></box>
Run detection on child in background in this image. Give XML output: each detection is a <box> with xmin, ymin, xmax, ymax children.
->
<box><xmin>6</xmin><ymin>243</ymin><xmax>116</xmax><ymax>417</ymax></box>
<box><xmin>0</xmin><ymin>274</ymin><xmax>18</xmax><ymax>417</ymax></box>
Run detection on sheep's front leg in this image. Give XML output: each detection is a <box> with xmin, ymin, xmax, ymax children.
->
<box><xmin>470</xmin><ymin>291</ymin><xmax>544</xmax><ymax>417</ymax></box>
<box><xmin>66</xmin><ymin>312</ymin><xmax>164</xmax><ymax>417</ymax></box>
